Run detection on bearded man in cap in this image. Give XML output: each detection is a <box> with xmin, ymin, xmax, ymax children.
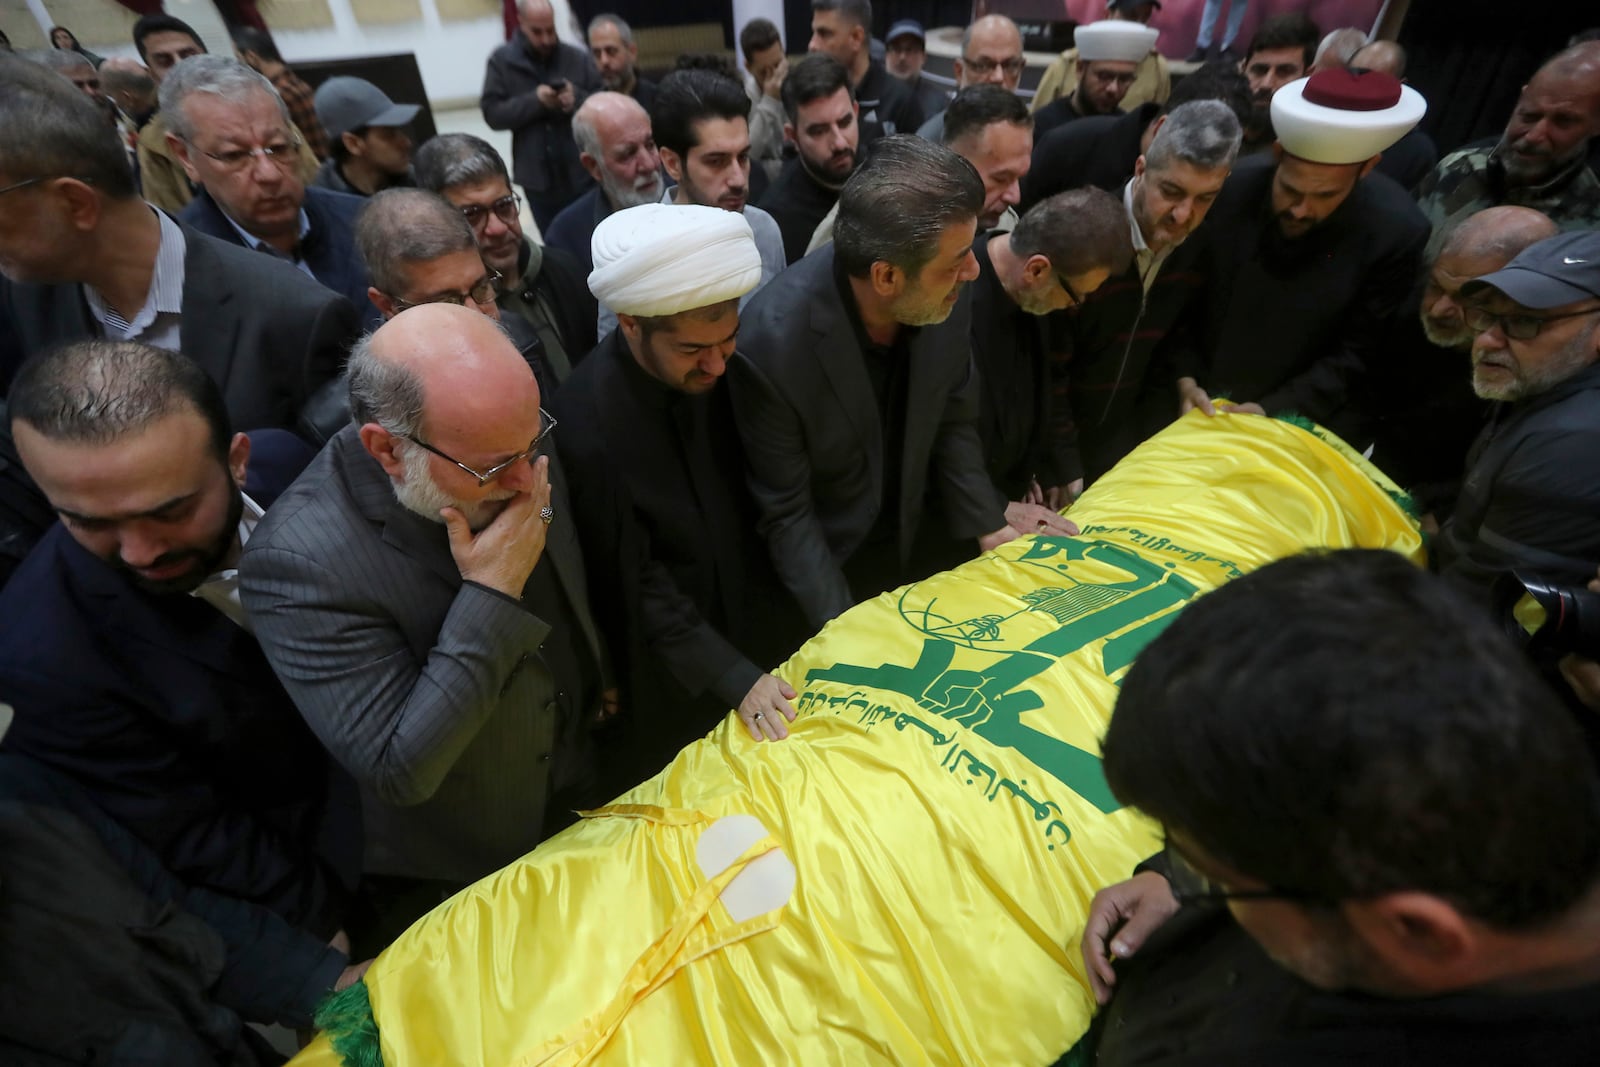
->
<box><xmin>1173</xmin><ymin>69</ymin><xmax>1430</xmax><ymax>439</ymax></box>
<box><xmin>552</xmin><ymin>204</ymin><xmax>807</xmax><ymax>782</ymax></box>
<box><xmin>1432</xmin><ymin>230</ymin><xmax>1600</xmax><ymax>607</ymax></box>
<box><xmin>1032</xmin><ymin>18</ymin><xmax>1158</xmax><ymax>140</ymax></box>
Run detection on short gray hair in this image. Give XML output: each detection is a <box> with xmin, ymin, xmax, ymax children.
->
<box><xmin>158</xmin><ymin>54</ymin><xmax>289</xmax><ymax>142</ymax></box>
<box><xmin>1144</xmin><ymin>99</ymin><xmax>1242</xmax><ymax>173</ymax></box>
<box><xmin>27</xmin><ymin>48</ymin><xmax>93</xmax><ymax>76</ymax></box>
<box><xmin>413</xmin><ymin>132</ymin><xmax>511</xmax><ymax>193</ymax></box>
<box><xmin>571</xmin><ymin>101</ymin><xmax>603</xmax><ymax>158</ymax></box>
<box><xmin>346</xmin><ymin>332</ymin><xmax>425</xmax><ymax>433</ymax></box>
<box><xmin>587</xmin><ymin>13</ymin><xmax>633</xmax><ymax>44</ymax></box>
<box><xmin>356</xmin><ymin>188</ymin><xmax>481</xmax><ymax>296</ymax></box>
<box><xmin>835</xmin><ymin>134</ymin><xmax>984</xmax><ymax>277</ymax></box>
<box><xmin>0</xmin><ymin>53</ymin><xmax>135</xmax><ymax>198</ymax></box>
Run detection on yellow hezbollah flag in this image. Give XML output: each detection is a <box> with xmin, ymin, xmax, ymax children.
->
<box><xmin>295</xmin><ymin>412</ymin><xmax>1423</xmax><ymax>1067</ymax></box>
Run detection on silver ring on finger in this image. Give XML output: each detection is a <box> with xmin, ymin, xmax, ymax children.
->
<box><xmin>539</xmin><ymin>504</ymin><xmax>555</xmax><ymax>525</ymax></box>
<box><xmin>754</xmin><ymin>712</ymin><xmax>764</xmax><ymax>720</ymax></box>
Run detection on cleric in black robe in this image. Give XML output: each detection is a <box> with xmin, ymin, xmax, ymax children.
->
<box><xmin>1171</xmin><ymin>70</ymin><xmax>1431</xmax><ymax>437</ymax></box>
<box><xmin>553</xmin><ymin>202</ymin><xmax>806</xmax><ymax>783</ymax></box>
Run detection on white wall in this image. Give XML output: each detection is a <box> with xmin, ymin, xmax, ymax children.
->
<box><xmin>61</xmin><ymin>0</ymin><xmax>584</xmax><ymax>108</ymax></box>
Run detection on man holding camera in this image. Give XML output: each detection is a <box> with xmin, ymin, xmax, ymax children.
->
<box><xmin>1434</xmin><ymin>231</ymin><xmax>1600</xmax><ymax>607</ymax></box>
<box><xmin>481</xmin><ymin>0</ymin><xmax>602</xmax><ymax>231</ymax></box>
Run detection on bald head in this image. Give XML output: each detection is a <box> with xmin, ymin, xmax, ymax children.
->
<box><xmin>1499</xmin><ymin>41</ymin><xmax>1600</xmax><ymax>183</ymax></box>
<box><xmin>368</xmin><ymin>304</ymin><xmax>537</xmax><ymax>424</ymax></box>
<box><xmin>1350</xmin><ymin>40</ymin><xmax>1406</xmax><ymax>79</ymax></box>
<box><xmin>957</xmin><ymin>14</ymin><xmax>1024</xmax><ymax>90</ymax></box>
<box><xmin>1440</xmin><ymin>206</ymin><xmax>1560</xmax><ymax>262</ymax></box>
<box><xmin>1312</xmin><ymin>28</ymin><xmax>1369</xmax><ymax>72</ymax></box>
<box><xmin>1423</xmin><ymin>207</ymin><xmax>1559</xmax><ymax>348</ymax></box>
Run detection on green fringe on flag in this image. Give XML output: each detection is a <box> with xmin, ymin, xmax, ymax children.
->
<box><xmin>313</xmin><ymin>979</ymin><xmax>384</xmax><ymax>1067</ymax></box>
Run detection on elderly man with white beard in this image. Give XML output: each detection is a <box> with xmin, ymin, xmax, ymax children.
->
<box><xmin>1431</xmin><ymin>230</ymin><xmax>1600</xmax><ymax>609</ymax></box>
<box><xmin>240</xmin><ymin>304</ymin><xmax>615</xmax><ymax>954</ymax></box>
<box><xmin>543</xmin><ymin>91</ymin><xmax>664</xmax><ymax>274</ymax></box>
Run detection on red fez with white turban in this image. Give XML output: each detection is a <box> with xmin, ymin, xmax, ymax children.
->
<box><xmin>1271</xmin><ymin>69</ymin><xmax>1426</xmax><ymax>165</ymax></box>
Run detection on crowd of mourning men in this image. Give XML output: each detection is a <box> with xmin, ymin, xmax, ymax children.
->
<box><xmin>3</xmin><ymin>2</ymin><xmax>1600</xmax><ymax>1062</ymax></box>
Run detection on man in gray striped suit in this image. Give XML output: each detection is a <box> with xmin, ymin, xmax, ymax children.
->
<box><xmin>240</xmin><ymin>303</ymin><xmax>613</xmax><ymax>951</ymax></box>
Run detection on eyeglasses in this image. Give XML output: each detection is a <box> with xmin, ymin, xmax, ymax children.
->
<box><xmin>1166</xmin><ymin>840</ymin><xmax>1323</xmax><ymax>908</ymax></box>
<box><xmin>458</xmin><ymin>193</ymin><xmax>522</xmax><ymax>230</ymax></box>
<box><xmin>961</xmin><ymin>54</ymin><xmax>1027</xmax><ymax>76</ymax></box>
<box><xmin>0</xmin><ymin>174</ymin><xmax>92</xmax><ymax>196</ymax></box>
<box><xmin>1464</xmin><ymin>304</ymin><xmax>1600</xmax><ymax>342</ymax></box>
<box><xmin>184</xmin><ymin>135</ymin><xmax>302</xmax><ymax>171</ymax></box>
<box><xmin>389</xmin><ymin>270</ymin><xmax>504</xmax><ymax>313</ymax></box>
<box><xmin>1057</xmin><ymin>273</ymin><xmax>1084</xmax><ymax>308</ymax></box>
<box><xmin>395</xmin><ymin>408</ymin><xmax>558</xmax><ymax>487</ymax></box>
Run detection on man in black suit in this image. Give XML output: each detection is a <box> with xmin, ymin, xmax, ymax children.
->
<box><xmin>731</xmin><ymin>136</ymin><xmax>1035</xmax><ymax>631</ymax></box>
<box><xmin>0</xmin><ymin>55</ymin><xmax>357</xmax><ymax>569</ymax></box>
<box><xmin>555</xmin><ymin>202</ymin><xmax>807</xmax><ymax>781</ymax></box>
<box><xmin>164</xmin><ymin>54</ymin><xmax>382</xmax><ymax>327</ymax></box>
<box><xmin>0</xmin><ymin>339</ymin><xmax>361</xmax><ymax>942</ymax></box>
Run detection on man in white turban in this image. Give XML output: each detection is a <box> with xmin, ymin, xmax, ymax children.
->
<box><xmin>1170</xmin><ymin>68</ymin><xmax>1432</xmax><ymax>445</ymax></box>
<box><xmin>551</xmin><ymin>203</ymin><xmax>809</xmax><ymax>785</ymax></box>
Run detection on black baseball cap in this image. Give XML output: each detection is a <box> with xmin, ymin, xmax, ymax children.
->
<box><xmin>1463</xmin><ymin>231</ymin><xmax>1600</xmax><ymax>309</ymax></box>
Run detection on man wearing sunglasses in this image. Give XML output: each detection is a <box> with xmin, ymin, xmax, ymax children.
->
<box><xmin>1067</xmin><ymin>549</ymin><xmax>1600</xmax><ymax>1065</ymax></box>
<box><xmin>241</xmin><ymin>303</ymin><xmax>613</xmax><ymax>955</ymax></box>
<box><xmin>1433</xmin><ymin>230</ymin><xmax>1600</xmax><ymax>606</ymax></box>
<box><xmin>415</xmin><ymin>133</ymin><xmax>597</xmax><ymax>385</ymax></box>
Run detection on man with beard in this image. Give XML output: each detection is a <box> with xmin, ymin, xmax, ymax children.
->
<box><xmin>1069</xmin><ymin>549</ymin><xmax>1600</xmax><ymax>1066</ymax></box>
<box><xmin>1032</xmin><ymin>1</ymin><xmax>1169</xmax><ymax>122</ymax></box>
<box><xmin>587</xmin><ymin>14</ymin><xmax>655</xmax><ymax>111</ymax></box>
<box><xmin>591</xmin><ymin>69</ymin><xmax>785</xmax><ymax>338</ymax></box>
<box><xmin>1417</xmin><ymin>42</ymin><xmax>1600</xmax><ymax>256</ymax></box>
<box><xmin>555</xmin><ymin>204</ymin><xmax>807</xmax><ymax>781</ymax></box>
<box><xmin>968</xmin><ymin>188</ymin><xmax>1131</xmax><ymax>515</ymax></box>
<box><xmin>240</xmin><ymin>305</ymin><xmax>613</xmax><ymax>952</ymax></box>
<box><xmin>1058</xmin><ymin>100</ymin><xmax>1241</xmax><ymax>482</ymax></box>
<box><xmin>914</xmin><ymin>14</ymin><xmax>1026</xmax><ymax>142</ymax></box>
<box><xmin>1236</xmin><ymin>12</ymin><xmax>1319</xmax><ymax>155</ymax></box>
<box><xmin>884</xmin><ymin>20</ymin><xmax>949</xmax><ymax>122</ymax></box>
<box><xmin>1358</xmin><ymin>206</ymin><xmax>1554</xmax><ymax>517</ymax></box>
<box><xmin>1432</xmin><ymin>231</ymin><xmax>1600</xmax><ymax>607</ymax></box>
<box><xmin>415</xmin><ymin>133</ymin><xmax>597</xmax><ymax>383</ymax></box>
<box><xmin>805</xmin><ymin>86</ymin><xmax>1032</xmax><ymax>257</ymax></box>
<box><xmin>481</xmin><ymin>0</ymin><xmax>603</xmax><ymax>231</ymax></box>
<box><xmin>730</xmin><ymin>136</ymin><xmax>1026</xmax><ymax>629</ymax></box>
<box><xmin>1021</xmin><ymin>60</ymin><xmax>1251</xmax><ymax>210</ymax></box>
<box><xmin>0</xmin><ymin>340</ymin><xmax>360</xmax><ymax>944</ymax></box>
<box><xmin>757</xmin><ymin>54</ymin><xmax>860</xmax><ymax>262</ymax></box>
<box><xmin>544</xmin><ymin>91</ymin><xmax>663</xmax><ymax>274</ymax></box>
<box><xmin>808</xmin><ymin>0</ymin><xmax>923</xmax><ymax>141</ymax></box>
<box><xmin>165</xmin><ymin>57</ymin><xmax>381</xmax><ymax>328</ymax></box>
<box><xmin>1174</xmin><ymin>69</ymin><xmax>1429</xmax><ymax>439</ymax></box>
<box><xmin>1031</xmin><ymin>18</ymin><xmax>1157</xmax><ymax>140</ymax></box>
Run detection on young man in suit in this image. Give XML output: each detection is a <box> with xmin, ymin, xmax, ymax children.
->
<box><xmin>0</xmin><ymin>339</ymin><xmax>361</xmax><ymax>942</ymax></box>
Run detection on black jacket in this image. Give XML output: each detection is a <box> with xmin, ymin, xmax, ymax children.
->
<box><xmin>1435</xmin><ymin>361</ymin><xmax>1600</xmax><ymax>607</ymax></box>
<box><xmin>480</xmin><ymin>37</ymin><xmax>601</xmax><ymax>196</ymax></box>
<box><xmin>729</xmin><ymin>246</ymin><xmax>1005</xmax><ymax>628</ymax></box>
<box><xmin>1022</xmin><ymin>103</ymin><xmax>1157</xmax><ymax>211</ymax></box>
<box><xmin>179</xmin><ymin>185</ymin><xmax>382</xmax><ymax>328</ymax></box>
<box><xmin>757</xmin><ymin>156</ymin><xmax>843</xmax><ymax>264</ymax></box>
<box><xmin>552</xmin><ymin>332</ymin><xmax>803</xmax><ymax>776</ymax></box>
<box><xmin>0</xmin><ymin>432</ymin><xmax>361</xmax><ymax>936</ymax></box>
<box><xmin>1177</xmin><ymin>156</ymin><xmax>1429</xmax><ymax>429</ymax></box>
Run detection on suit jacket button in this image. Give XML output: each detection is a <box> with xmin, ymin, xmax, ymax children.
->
<box><xmin>540</xmin><ymin>752</ymin><xmax>553</xmax><ymax>762</ymax></box>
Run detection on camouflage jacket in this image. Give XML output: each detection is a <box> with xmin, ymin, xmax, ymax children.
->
<box><xmin>1417</xmin><ymin>143</ymin><xmax>1600</xmax><ymax>256</ymax></box>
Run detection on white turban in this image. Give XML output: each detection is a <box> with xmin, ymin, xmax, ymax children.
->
<box><xmin>1272</xmin><ymin>70</ymin><xmax>1426</xmax><ymax>165</ymax></box>
<box><xmin>1075</xmin><ymin>20</ymin><xmax>1159</xmax><ymax>63</ymax></box>
<box><xmin>588</xmin><ymin>203</ymin><xmax>763</xmax><ymax>316</ymax></box>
